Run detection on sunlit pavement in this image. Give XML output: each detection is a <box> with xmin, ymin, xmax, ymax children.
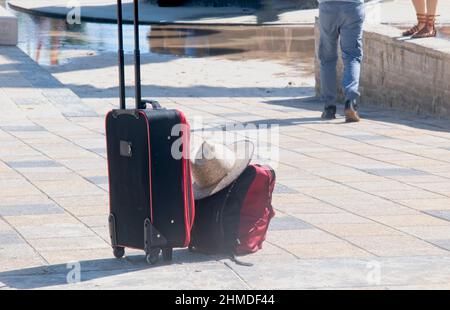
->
<box><xmin>1</xmin><ymin>38</ymin><xmax>450</xmax><ymax>290</ymax></box>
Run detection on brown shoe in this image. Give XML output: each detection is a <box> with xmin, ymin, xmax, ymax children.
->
<box><xmin>344</xmin><ymin>100</ymin><xmax>360</xmax><ymax>123</ymax></box>
<box><xmin>412</xmin><ymin>15</ymin><xmax>438</xmax><ymax>39</ymax></box>
<box><xmin>403</xmin><ymin>13</ymin><xmax>427</xmax><ymax>36</ymax></box>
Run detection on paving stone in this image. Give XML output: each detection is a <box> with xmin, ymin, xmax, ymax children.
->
<box><xmin>428</xmin><ymin>240</ymin><xmax>450</xmax><ymax>251</ymax></box>
<box><xmin>58</xmin><ymin>158</ymin><xmax>107</xmax><ymax>172</ymax></box>
<box><xmin>269</xmin><ymin>215</ymin><xmax>312</xmax><ymax>231</ymax></box>
<box><xmin>64</xmin><ymin>206</ymin><xmax>109</xmax><ymax>217</ymax></box>
<box><xmin>346</xmin><ymin>181</ymin><xmax>417</xmax><ymax>192</ymax></box>
<box><xmin>424</xmin><ymin>210</ymin><xmax>450</xmax><ymax>222</ymax></box>
<box><xmin>0</xmin><ymin>125</ymin><xmax>46</xmax><ymax>132</ymax></box>
<box><xmin>87</xmin><ymin>147</ymin><xmax>107</xmax><ymax>155</ymax></box>
<box><xmin>273</xmin><ymin>197</ymin><xmax>320</xmax><ymax>211</ymax></box>
<box><xmin>85</xmin><ymin>176</ymin><xmax>108</xmax><ymax>185</ymax></box>
<box><xmin>397</xmin><ymin>226</ymin><xmax>450</xmax><ymax>240</ymax></box>
<box><xmin>370</xmin><ymin>214</ymin><xmax>450</xmax><ymax>228</ymax></box>
<box><xmin>267</xmin><ymin>229</ymin><xmax>342</xmax><ymax>246</ymax></box>
<box><xmin>90</xmin><ymin>226</ymin><xmax>110</xmax><ymax>242</ymax></box>
<box><xmin>345</xmin><ymin>235</ymin><xmax>448</xmax><ymax>257</ymax></box>
<box><xmin>0</xmin><ymin>204</ymin><xmax>64</xmax><ymax>216</ymax></box>
<box><xmin>374</xmin><ymin>190</ymin><xmax>446</xmax><ymax>200</ymax></box>
<box><xmin>29</xmin><ymin>236</ymin><xmax>110</xmax><ymax>251</ymax></box>
<box><xmin>39</xmin><ymin>248</ymin><xmax>115</xmax><ymax>265</ymax></box>
<box><xmin>0</xmin><ymin>232</ymin><xmax>24</xmax><ymax>245</ymax></box>
<box><xmin>21</xmin><ymin>171</ymin><xmax>78</xmax><ymax>182</ymax></box>
<box><xmin>33</xmin><ymin>179</ymin><xmax>106</xmax><ymax>198</ymax></box>
<box><xmin>0</xmin><ymin>219</ymin><xmax>10</xmax><ymax>232</ymax></box>
<box><xmin>286</xmin><ymin>178</ymin><xmax>338</xmax><ymax>188</ymax></box>
<box><xmin>13</xmin><ymin>98</ymin><xmax>49</xmax><ymax>106</ymax></box>
<box><xmin>315</xmin><ymin>223</ymin><xmax>403</xmax><ymax>238</ymax></box>
<box><xmin>0</xmin><ymin>147</ymin><xmax>41</xmax><ymax>159</ymax></box>
<box><xmin>6</xmin><ymin>160</ymin><xmax>62</xmax><ymax>169</ymax></box>
<box><xmin>363</xmin><ymin>168</ymin><xmax>429</xmax><ymax>177</ymax></box>
<box><xmin>52</xmin><ymin>195</ymin><xmax>109</xmax><ymax>208</ymax></box>
<box><xmin>395</xmin><ymin>198</ymin><xmax>450</xmax><ymax>211</ymax></box>
<box><xmin>4</xmin><ymin>214</ymin><xmax>79</xmax><ymax>227</ymax></box>
<box><xmin>44</xmin><ymin>264</ymin><xmax>247</xmax><ymax>290</ymax></box>
<box><xmin>214</xmin><ymin>112</ymin><xmax>254</xmax><ymax>117</ymax></box>
<box><xmin>274</xmin><ymin>183</ymin><xmax>299</xmax><ymax>194</ymax></box>
<box><xmin>295</xmin><ymin>213</ymin><xmax>372</xmax><ymax>225</ymax></box>
<box><xmin>0</xmin><ymin>257</ymin><xmax>45</xmax><ymax>273</ymax></box>
<box><xmin>343</xmin><ymin>134</ymin><xmax>393</xmax><ymax>141</ymax></box>
<box><xmin>413</xmin><ymin>183</ymin><xmax>450</xmax><ymax>197</ymax></box>
<box><xmin>275</xmin><ymin>202</ymin><xmax>344</xmax><ymax>215</ymax></box>
<box><xmin>16</xmin><ymin>223</ymin><xmax>95</xmax><ymax>240</ymax></box>
<box><xmin>231</xmin><ymin>256</ymin><xmax>450</xmax><ymax>289</ymax></box>
<box><xmin>0</xmin><ymin>194</ymin><xmax>52</xmax><ymax>207</ymax></box>
<box><xmin>78</xmin><ymin>215</ymin><xmax>107</xmax><ymax>228</ymax></box>
<box><xmin>285</xmin><ymin>242</ymin><xmax>373</xmax><ymax>259</ymax></box>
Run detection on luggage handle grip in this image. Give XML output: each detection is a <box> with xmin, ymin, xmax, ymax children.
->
<box><xmin>141</xmin><ymin>99</ymin><xmax>162</xmax><ymax>110</ymax></box>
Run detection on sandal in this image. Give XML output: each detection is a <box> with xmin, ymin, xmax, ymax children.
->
<box><xmin>412</xmin><ymin>15</ymin><xmax>438</xmax><ymax>39</ymax></box>
<box><xmin>402</xmin><ymin>13</ymin><xmax>427</xmax><ymax>36</ymax></box>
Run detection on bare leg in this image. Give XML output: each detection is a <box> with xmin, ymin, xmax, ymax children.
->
<box><xmin>412</xmin><ymin>0</ymin><xmax>427</xmax><ymax>28</ymax></box>
<box><xmin>426</xmin><ymin>0</ymin><xmax>438</xmax><ymax>16</ymax></box>
<box><xmin>412</xmin><ymin>0</ymin><xmax>426</xmax><ymax>14</ymax></box>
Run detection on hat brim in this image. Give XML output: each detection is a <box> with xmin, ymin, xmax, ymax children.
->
<box><xmin>193</xmin><ymin>140</ymin><xmax>254</xmax><ymax>200</ymax></box>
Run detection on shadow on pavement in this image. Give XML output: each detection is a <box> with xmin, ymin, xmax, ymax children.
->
<box><xmin>0</xmin><ymin>249</ymin><xmax>226</xmax><ymax>289</ymax></box>
<box><xmin>265</xmin><ymin>97</ymin><xmax>450</xmax><ymax>133</ymax></box>
<box><xmin>61</xmin><ymin>84</ymin><xmax>315</xmax><ymax>99</ymax></box>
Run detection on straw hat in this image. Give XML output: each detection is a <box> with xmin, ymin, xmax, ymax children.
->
<box><xmin>191</xmin><ymin>140</ymin><xmax>254</xmax><ymax>200</ymax></box>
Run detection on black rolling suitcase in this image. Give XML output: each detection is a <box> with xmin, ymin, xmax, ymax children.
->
<box><xmin>106</xmin><ymin>0</ymin><xmax>195</xmax><ymax>264</ymax></box>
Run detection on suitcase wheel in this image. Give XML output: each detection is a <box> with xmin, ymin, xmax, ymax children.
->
<box><xmin>113</xmin><ymin>246</ymin><xmax>125</xmax><ymax>259</ymax></box>
<box><xmin>162</xmin><ymin>248</ymin><xmax>173</xmax><ymax>262</ymax></box>
<box><xmin>146</xmin><ymin>248</ymin><xmax>161</xmax><ymax>265</ymax></box>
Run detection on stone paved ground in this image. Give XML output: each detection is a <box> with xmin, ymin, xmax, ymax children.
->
<box><xmin>1</xmin><ymin>44</ymin><xmax>450</xmax><ymax>289</ymax></box>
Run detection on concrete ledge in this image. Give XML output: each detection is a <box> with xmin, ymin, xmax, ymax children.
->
<box><xmin>0</xmin><ymin>7</ymin><xmax>18</xmax><ymax>46</ymax></box>
<box><xmin>315</xmin><ymin>22</ymin><xmax>450</xmax><ymax>119</ymax></box>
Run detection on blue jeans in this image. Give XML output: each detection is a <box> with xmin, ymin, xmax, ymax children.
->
<box><xmin>319</xmin><ymin>1</ymin><xmax>365</xmax><ymax>108</ymax></box>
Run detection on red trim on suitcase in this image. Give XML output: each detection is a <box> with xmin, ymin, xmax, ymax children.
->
<box><xmin>138</xmin><ymin>111</ymin><xmax>154</xmax><ymax>224</ymax></box>
<box><xmin>176</xmin><ymin>109</ymin><xmax>195</xmax><ymax>247</ymax></box>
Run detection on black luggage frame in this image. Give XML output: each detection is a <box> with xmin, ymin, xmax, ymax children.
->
<box><xmin>107</xmin><ymin>0</ymin><xmax>175</xmax><ymax>264</ymax></box>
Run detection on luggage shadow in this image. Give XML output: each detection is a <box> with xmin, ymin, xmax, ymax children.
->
<box><xmin>0</xmin><ymin>249</ymin><xmax>226</xmax><ymax>289</ymax></box>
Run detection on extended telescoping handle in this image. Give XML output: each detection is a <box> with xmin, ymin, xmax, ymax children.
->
<box><xmin>117</xmin><ymin>0</ymin><xmax>152</xmax><ymax>110</ymax></box>
<box><xmin>117</xmin><ymin>0</ymin><xmax>126</xmax><ymax>109</ymax></box>
<box><xmin>132</xmin><ymin>0</ymin><xmax>142</xmax><ymax>110</ymax></box>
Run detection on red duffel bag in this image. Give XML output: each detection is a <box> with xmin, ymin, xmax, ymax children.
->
<box><xmin>189</xmin><ymin>164</ymin><xmax>276</xmax><ymax>264</ymax></box>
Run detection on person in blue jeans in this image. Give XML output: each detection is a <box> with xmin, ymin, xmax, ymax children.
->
<box><xmin>318</xmin><ymin>0</ymin><xmax>365</xmax><ymax>122</ymax></box>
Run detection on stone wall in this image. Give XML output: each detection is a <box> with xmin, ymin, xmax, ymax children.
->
<box><xmin>315</xmin><ymin>21</ymin><xmax>450</xmax><ymax>118</ymax></box>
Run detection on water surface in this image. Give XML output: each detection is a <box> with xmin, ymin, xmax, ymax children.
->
<box><xmin>1</xmin><ymin>1</ymin><xmax>314</xmax><ymax>70</ymax></box>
